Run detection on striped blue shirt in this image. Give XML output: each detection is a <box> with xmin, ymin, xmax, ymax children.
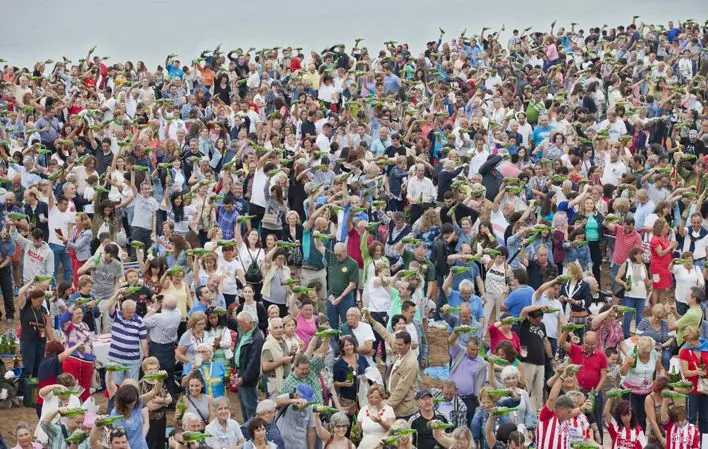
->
<box><xmin>108</xmin><ymin>310</ymin><xmax>147</xmax><ymax>364</ymax></box>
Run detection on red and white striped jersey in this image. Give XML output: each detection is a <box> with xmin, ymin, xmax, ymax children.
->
<box><xmin>536</xmin><ymin>406</ymin><xmax>569</xmax><ymax>449</ymax></box>
<box><xmin>563</xmin><ymin>414</ymin><xmax>591</xmax><ymax>444</ymax></box>
<box><xmin>607</xmin><ymin>416</ymin><xmax>648</xmax><ymax>449</ymax></box>
<box><xmin>664</xmin><ymin>420</ymin><xmax>701</xmax><ymax>449</ymax></box>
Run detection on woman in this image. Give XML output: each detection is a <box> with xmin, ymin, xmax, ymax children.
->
<box><xmin>262</xmin><ymin>183</ymin><xmax>288</xmax><ymax>241</ymax></box>
<box><xmin>140</xmin><ymin>255</ymin><xmax>166</xmax><ymax>294</ymax></box>
<box><xmin>603</xmin><ymin>393</ymin><xmax>647</xmax><ymax>448</ymax></box>
<box><xmin>165</xmin><ymin>234</ymin><xmax>192</xmax><ymax>272</ymax></box>
<box><xmin>289</xmin><ymin>296</ymin><xmax>317</xmax><ymax>346</ymax></box>
<box><xmin>62</xmin><ymin>212</ymin><xmax>93</xmax><ymax>287</ymax></box>
<box><xmin>217</xmin><ymin>243</ymin><xmax>246</xmax><ymax>308</ymax></box>
<box><xmin>615</xmin><ymin>247</ymin><xmax>652</xmax><ymax>338</ymax></box>
<box><xmin>176</xmin><ymin>312</ymin><xmax>209</xmax><ymax>364</ymax></box>
<box><xmin>18</xmin><ymin>286</ymin><xmax>53</xmax><ymax>378</ymax></box>
<box><xmin>161</xmin><ymin>191</ymin><xmax>197</xmax><ymax>236</ymax></box>
<box><xmin>489</xmin><ymin>341</ymin><xmax>526</xmax><ymax>389</ymax></box>
<box><xmin>636</xmin><ymin>304</ymin><xmax>674</xmax><ymax>370</ymax></box>
<box><xmin>283</xmin><ymin>211</ymin><xmax>304</xmax><ymax>274</ymax></box>
<box><xmin>236</xmin><ymin>284</ymin><xmax>268</xmax><ymax>332</ymax></box>
<box><xmin>488</xmin><ymin>365</ymin><xmax>536</xmax><ymax>430</ymax></box>
<box><xmin>92</xmin><ymin>200</ymin><xmax>121</xmax><ymax>247</ymax></box>
<box><xmin>237</xmin><ymin>229</ymin><xmax>265</xmax><ymax>298</ymax></box>
<box><xmin>243</xmin><ymin>416</ymin><xmax>277</xmax><ymax>449</ymax></box>
<box><xmin>139</xmin><ymin>357</ymin><xmax>171</xmax><ymax>449</ymax></box>
<box><xmin>380</xmin><ymin>419</ymin><xmax>415</xmax><ymax>449</ymax></box>
<box><xmin>669</xmin><ymin>285</ymin><xmax>704</xmax><ymax>349</ymax></box>
<box><xmin>357</xmin><ymin>384</ymin><xmax>395</xmax><ymax>449</ymax></box>
<box><xmin>13</xmin><ymin>422</ymin><xmax>41</xmax><ymax>449</ymax></box>
<box><xmin>649</xmin><ymin>218</ymin><xmax>676</xmax><ymax>306</ymax></box>
<box><xmin>333</xmin><ymin>335</ymin><xmax>370</xmax><ymax>415</ymax></box>
<box><xmin>161</xmin><ymin>265</ymin><xmax>192</xmax><ymax>328</ymax></box>
<box><xmin>205</xmin><ymin>397</ymin><xmax>246</xmax><ymax>449</ymax></box>
<box><xmin>672</xmin><ymin>252</ymin><xmax>704</xmax><ymax>316</ymax></box>
<box><xmin>364</xmin><ymin>261</ymin><xmax>394</xmax><ymax>361</ymax></box>
<box><xmin>644</xmin><ymin>376</ymin><xmax>668</xmax><ymax>447</ymax></box>
<box><xmin>36</xmin><ymin>341</ymin><xmax>78</xmax><ymax>418</ymax></box>
<box><xmin>110</xmin><ymin>384</ymin><xmax>149</xmax><ymax>449</ymax></box>
<box><xmin>620</xmin><ymin>335</ymin><xmax>663</xmax><ymax>431</ymax></box>
<box><xmin>313</xmin><ymin>411</ymin><xmax>354</xmax><ymax>449</ymax></box>
<box><xmin>205</xmin><ymin>307</ymin><xmax>233</xmax><ymax>365</ymax></box>
<box><xmin>488</xmin><ymin>313</ymin><xmax>521</xmax><ymax>354</ymax></box>
<box><xmin>678</xmin><ymin>325</ymin><xmax>708</xmax><ymax>434</ymax></box>
<box><xmin>58</xmin><ymin>304</ymin><xmax>94</xmax><ymax>402</ymax></box>
<box><xmin>35</xmin><ymin>373</ymin><xmax>81</xmax><ymax>444</ymax></box>
<box><xmin>591</xmin><ymin>305</ymin><xmax>625</xmax><ymax>353</ymax></box>
<box><xmin>574</xmin><ymin>196</ymin><xmax>604</xmax><ymax>286</ymax></box>
<box><xmin>194</xmin><ymin>252</ymin><xmax>219</xmax><ymax>289</ymax></box>
<box><xmin>261</xmin><ymin>247</ymin><xmax>291</xmax><ymax>317</ymax></box>
<box><xmin>182</xmin><ymin>344</ymin><xmax>226</xmax><ymax>399</ymax></box>
<box><xmin>178</xmin><ymin>371</ymin><xmax>213</xmax><ymax>429</ymax></box>
<box><xmin>283</xmin><ymin>315</ymin><xmax>304</xmax><ymax>356</ymax></box>
<box><xmin>432</xmin><ymin>425</ymin><xmax>474</xmax><ymax>449</ymax></box>
<box><xmin>484</xmin><ymin>247</ymin><xmax>510</xmax><ymax>323</ymax></box>
<box><xmin>560</xmin><ymin>262</ymin><xmax>593</xmax><ymax>338</ymax></box>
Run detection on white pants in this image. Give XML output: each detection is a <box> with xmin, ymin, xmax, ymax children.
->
<box><xmin>522</xmin><ymin>362</ymin><xmax>545</xmax><ymax>411</ymax></box>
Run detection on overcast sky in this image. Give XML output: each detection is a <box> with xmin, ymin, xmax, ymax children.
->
<box><xmin>2</xmin><ymin>0</ymin><xmax>704</xmax><ymax>69</ymax></box>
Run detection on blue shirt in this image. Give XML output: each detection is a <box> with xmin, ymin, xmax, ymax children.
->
<box><xmin>531</xmin><ymin>125</ymin><xmax>555</xmax><ymax>147</ymax></box>
<box><xmin>166</xmin><ymin>64</ymin><xmax>184</xmax><ymax>80</ymax></box>
<box><xmin>0</xmin><ymin>237</ymin><xmax>16</xmax><ymax>259</ymax></box>
<box><xmin>504</xmin><ymin>285</ymin><xmax>535</xmax><ymax>317</ymax></box>
<box><xmin>383</xmin><ymin>74</ymin><xmax>401</xmax><ymax>94</ymax></box>
<box><xmin>447</xmin><ymin>291</ymin><xmax>484</xmax><ymax>322</ymax></box>
<box><xmin>182</xmin><ymin>361</ymin><xmax>226</xmax><ymax>398</ymax></box>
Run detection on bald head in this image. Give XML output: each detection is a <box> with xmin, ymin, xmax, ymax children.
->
<box><xmin>162</xmin><ymin>295</ymin><xmax>178</xmax><ymax>310</ymax></box>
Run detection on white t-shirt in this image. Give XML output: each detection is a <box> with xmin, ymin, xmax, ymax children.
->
<box><xmin>351</xmin><ymin>322</ymin><xmax>376</xmax><ymax>366</ymax></box>
<box><xmin>101</xmin><ymin>97</ymin><xmax>117</xmax><ymax>121</ymax></box>
<box><xmin>218</xmin><ymin>256</ymin><xmax>241</xmax><ymax>295</ymax></box>
<box><xmin>533</xmin><ymin>292</ymin><xmax>563</xmax><ymax>339</ymax></box>
<box><xmin>672</xmin><ymin>264</ymin><xmax>704</xmax><ymax>305</ymax></box>
<box><xmin>250</xmin><ymin>168</ymin><xmax>268</xmax><ymax>208</ymax></box>
<box><xmin>48</xmin><ymin>205</ymin><xmax>75</xmax><ymax>246</ymax></box>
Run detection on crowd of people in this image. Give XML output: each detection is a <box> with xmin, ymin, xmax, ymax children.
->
<box><xmin>0</xmin><ymin>15</ymin><xmax>707</xmax><ymax>449</ymax></box>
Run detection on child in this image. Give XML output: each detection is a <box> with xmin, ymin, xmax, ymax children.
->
<box><xmin>660</xmin><ymin>400</ymin><xmax>699</xmax><ymax>449</ymax></box>
<box><xmin>601</xmin><ymin>348</ymin><xmax>621</xmax><ymax>395</ymax></box>
<box><xmin>35</xmin><ymin>373</ymin><xmax>81</xmax><ymax>444</ymax></box>
<box><xmin>563</xmin><ymin>229</ymin><xmax>592</xmax><ymax>273</ymax></box>
<box><xmin>50</xmin><ymin>281</ymin><xmax>70</xmax><ymax>332</ymax></box>
<box><xmin>471</xmin><ymin>386</ymin><xmax>511</xmax><ymax>449</ymax></box>
<box><xmin>564</xmin><ymin>390</ymin><xmax>597</xmax><ymax>444</ymax></box>
<box><xmin>84</xmin><ymin>174</ymin><xmax>98</xmax><ymax>218</ymax></box>
<box><xmin>139</xmin><ymin>357</ymin><xmax>171</xmax><ymax>449</ymax></box>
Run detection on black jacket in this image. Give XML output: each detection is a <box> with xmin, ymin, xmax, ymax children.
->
<box><xmin>479</xmin><ymin>155</ymin><xmax>503</xmax><ymax>201</ymax></box>
<box><xmin>236</xmin><ymin>328</ymin><xmax>264</xmax><ymax>387</ymax></box>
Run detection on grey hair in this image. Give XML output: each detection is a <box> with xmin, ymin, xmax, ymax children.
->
<box><xmin>334</xmin><ymin>242</ymin><xmax>347</xmax><ymax>253</ymax></box>
<box><xmin>182</xmin><ymin>412</ymin><xmax>201</xmax><ymax>427</ymax></box>
<box><xmin>236</xmin><ymin>310</ymin><xmax>256</xmax><ymax>324</ymax></box>
<box><xmin>268</xmin><ymin>317</ymin><xmax>283</xmax><ymax>329</ymax></box>
<box><xmin>195</xmin><ymin>343</ymin><xmax>213</xmax><ymax>355</ymax></box>
<box><xmin>256</xmin><ymin>399</ymin><xmax>276</xmax><ymax>415</ymax></box>
<box><xmin>500</xmin><ymin>365</ymin><xmax>520</xmax><ymax>381</ymax></box>
<box><xmin>213</xmin><ymin>396</ymin><xmax>230</xmax><ymax>409</ymax></box>
<box><xmin>450</xmin><ymin>427</ymin><xmax>473</xmax><ymax>449</ymax></box>
<box><xmin>122</xmin><ymin>299</ymin><xmax>136</xmax><ymax>310</ymax></box>
<box><xmin>330</xmin><ymin>411</ymin><xmax>350</xmax><ymax>429</ymax></box>
<box><xmin>458</xmin><ymin>279</ymin><xmax>474</xmax><ymax>291</ymax></box>
<box><xmin>62</xmin><ymin>182</ymin><xmax>75</xmax><ymax>194</ymax></box>
<box><xmin>555</xmin><ymin>395</ymin><xmax>574</xmax><ymax>410</ymax></box>
<box><xmin>293</xmin><ymin>353</ymin><xmax>310</xmax><ymax>367</ymax></box>
<box><xmin>566</xmin><ymin>390</ymin><xmax>586</xmax><ymax>404</ymax></box>
<box><xmin>441</xmin><ymin>379</ymin><xmax>457</xmax><ymax>390</ymax></box>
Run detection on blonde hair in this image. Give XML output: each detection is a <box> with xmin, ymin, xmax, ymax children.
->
<box><xmin>141</xmin><ymin>356</ymin><xmax>159</xmax><ymax>371</ymax></box>
<box><xmin>75</xmin><ymin>212</ymin><xmax>91</xmax><ymax>230</ymax></box>
<box><xmin>637</xmin><ymin>336</ymin><xmax>656</xmax><ymax>353</ymax></box>
<box><xmin>188</xmin><ymin>311</ymin><xmax>207</xmax><ymax>329</ymax></box>
<box><xmin>684</xmin><ymin>325</ymin><xmax>701</xmax><ymax>342</ymax></box>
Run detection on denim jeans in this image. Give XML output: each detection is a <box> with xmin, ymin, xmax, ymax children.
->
<box><xmin>49</xmin><ymin>243</ymin><xmax>71</xmax><ymax>284</ymax></box>
<box><xmin>622</xmin><ymin>297</ymin><xmax>646</xmax><ymax>339</ymax></box>
<box><xmin>238</xmin><ymin>385</ymin><xmax>258</xmax><ymax>422</ymax></box>
<box><xmin>110</xmin><ymin>360</ymin><xmax>141</xmax><ymax>385</ymax></box>
<box><xmin>327</xmin><ymin>291</ymin><xmax>355</xmax><ymax>330</ymax></box>
<box><xmin>688</xmin><ymin>393</ymin><xmax>708</xmax><ymax>433</ymax></box>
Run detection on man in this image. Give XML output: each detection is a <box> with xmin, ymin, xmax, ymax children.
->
<box><xmin>47</xmin><ymin>192</ymin><xmax>75</xmax><ymax>282</ymax></box>
<box><xmin>241</xmin><ymin>399</ymin><xmax>285</xmax><ymax>449</ymax></box>
<box><xmin>431</xmin><ymin>380</ymin><xmax>468</xmax><ymax>429</ymax></box>
<box><xmin>189</xmin><ymin>286</ymin><xmax>215</xmax><ymax>316</ymax></box>
<box><xmin>503</xmin><ymin>269</ymin><xmax>535</xmax><ymax>318</ymax></box>
<box><xmin>78</xmin><ymin>243</ymin><xmax>123</xmax><ymax>333</ymax></box>
<box><xmin>233</xmin><ymin>311</ymin><xmax>264</xmax><ymax>422</ymax></box>
<box><xmin>106</xmin><ymin>297</ymin><xmax>148</xmax><ymax>384</ymax></box>
<box><xmin>406</xmin><ymin>164</ymin><xmax>436</xmax><ymax>223</ymax></box>
<box><xmin>531</xmin><ymin>114</ymin><xmax>555</xmax><ymax>149</ymax></box>
<box><xmin>341</xmin><ymin>307</ymin><xmax>376</xmax><ymax>365</ymax></box>
<box><xmin>407</xmin><ymin>390</ymin><xmax>449</xmax><ymax>449</ymax></box>
<box><xmin>402</xmin><ymin>242</ymin><xmax>437</xmax><ymax>304</ymax></box>
<box><xmin>444</xmin><ymin>303</ymin><xmax>482</xmax><ymax>346</ymax></box>
<box><xmin>301</xmin><ymin>204</ymin><xmax>329</xmax><ymax>301</ymax></box>
<box><xmin>315</xmin><ymin>123</ymin><xmax>332</xmax><ymax>153</ymax></box>
<box><xmin>11</xmin><ymin>226</ymin><xmax>53</xmax><ymax>284</ymax></box>
<box><xmin>604</xmin><ymin>214</ymin><xmax>643</xmax><ymax>299</ymax></box>
<box><xmin>442</xmin><ymin>274</ymin><xmax>484</xmax><ymax>323</ymax></box>
<box><xmin>275</xmin><ymin>384</ymin><xmax>317</xmax><ymax>449</ymax></box>
<box><xmin>261</xmin><ymin>317</ymin><xmax>291</xmax><ymax>398</ymax></box>
<box><xmin>388</xmin><ymin>331</ymin><xmax>419</xmax><ymax>418</ymax></box>
<box><xmin>0</xmin><ymin>224</ymin><xmax>15</xmax><ymax>321</ymax></box>
<box><xmin>144</xmin><ymin>295</ymin><xmax>182</xmax><ymax>399</ymax></box>
<box><xmin>282</xmin><ymin>338</ymin><xmax>328</xmax><ymax>404</ymax></box>
<box><xmin>600</xmin><ymin>148</ymin><xmax>628</xmax><ymax>186</ymax></box>
<box><xmin>633</xmin><ymin>189</ymin><xmax>655</xmax><ymax>232</ymax></box>
<box><xmin>446</xmin><ymin>333</ymin><xmax>486</xmax><ymax>426</ymax></box>
<box><xmin>206</xmin><ymin>274</ymin><xmax>227</xmax><ymax>309</ymax></box>
<box><xmin>678</xmin><ymin>213</ymin><xmax>708</xmax><ymax>270</ymax></box>
<box><xmin>400</xmin><ymin>300</ymin><xmax>428</xmax><ymax>365</ymax></box>
<box><xmin>326</xmin><ymin>243</ymin><xmax>359</xmax><ymax>329</ymax></box>
<box><xmin>536</xmin><ymin>373</ymin><xmax>577</xmax><ymax>449</ymax></box>
<box><xmin>559</xmin><ymin>329</ymin><xmax>607</xmax><ymax>440</ymax></box>
<box><xmin>520</xmin><ymin>245</ymin><xmax>558</xmax><ymax>290</ymax></box>
<box><xmin>518</xmin><ymin>304</ymin><xmax>553</xmax><ymax>410</ymax></box>
<box><xmin>533</xmin><ymin>276</ymin><xmax>566</xmax><ymax>380</ymax></box>
<box><xmin>205</xmin><ymin>397</ymin><xmax>246</xmax><ymax>449</ymax></box>
<box><xmin>128</xmin><ymin>173</ymin><xmax>159</xmax><ymax>258</ymax></box>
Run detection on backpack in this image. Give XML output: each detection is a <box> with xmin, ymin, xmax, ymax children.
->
<box><xmin>241</xmin><ymin>249</ymin><xmax>263</xmax><ymax>284</ymax></box>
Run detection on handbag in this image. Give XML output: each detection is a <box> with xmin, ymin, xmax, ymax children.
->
<box><xmin>612</xmin><ymin>261</ymin><xmax>628</xmax><ymax>298</ymax></box>
<box><xmin>261</xmin><ymin>212</ymin><xmax>279</xmax><ymax>228</ymax></box>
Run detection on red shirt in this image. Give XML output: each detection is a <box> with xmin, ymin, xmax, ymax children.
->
<box><xmin>568</xmin><ymin>343</ymin><xmax>608</xmax><ymax>390</ymax></box>
<box><xmin>536</xmin><ymin>406</ymin><xmax>569</xmax><ymax>449</ymax></box>
<box><xmin>678</xmin><ymin>348</ymin><xmax>708</xmax><ymax>394</ymax></box>
<box><xmin>664</xmin><ymin>421</ymin><xmax>700</xmax><ymax>449</ymax></box>
<box><xmin>611</xmin><ymin>225</ymin><xmax>643</xmax><ymax>265</ymax></box>
<box><xmin>488</xmin><ymin>324</ymin><xmax>521</xmax><ymax>354</ymax></box>
<box><xmin>607</xmin><ymin>417</ymin><xmax>647</xmax><ymax>449</ymax></box>
<box><xmin>346</xmin><ymin>228</ymin><xmax>372</xmax><ymax>269</ymax></box>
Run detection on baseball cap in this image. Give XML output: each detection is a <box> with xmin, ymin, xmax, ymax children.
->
<box><xmin>415</xmin><ymin>389</ymin><xmax>433</xmax><ymax>400</ymax></box>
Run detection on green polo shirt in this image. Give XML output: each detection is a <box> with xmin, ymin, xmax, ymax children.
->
<box><xmin>402</xmin><ymin>250</ymin><xmax>436</xmax><ymax>283</ymax></box>
<box><xmin>327</xmin><ymin>254</ymin><xmax>359</xmax><ymax>295</ymax></box>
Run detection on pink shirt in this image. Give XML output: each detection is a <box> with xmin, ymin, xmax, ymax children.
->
<box><xmin>488</xmin><ymin>324</ymin><xmax>521</xmax><ymax>353</ymax></box>
<box><xmin>296</xmin><ymin>313</ymin><xmax>317</xmax><ymax>346</ymax></box>
<box><xmin>546</xmin><ymin>44</ymin><xmax>559</xmax><ymax>61</ymax></box>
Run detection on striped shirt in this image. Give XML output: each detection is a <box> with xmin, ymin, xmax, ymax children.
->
<box><xmin>563</xmin><ymin>414</ymin><xmax>591</xmax><ymax>445</ymax></box>
<box><xmin>143</xmin><ymin>308</ymin><xmax>182</xmax><ymax>344</ymax></box>
<box><xmin>607</xmin><ymin>417</ymin><xmax>647</xmax><ymax>449</ymax></box>
<box><xmin>536</xmin><ymin>406</ymin><xmax>569</xmax><ymax>449</ymax></box>
<box><xmin>108</xmin><ymin>310</ymin><xmax>147</xmax><ymax>364</ymax></box>
<box><xmin>664</xmin><ymin>420</ymin><xmax>700</xmax><ymax>449</ymax></box>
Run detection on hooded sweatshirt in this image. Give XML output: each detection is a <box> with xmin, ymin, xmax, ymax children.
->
<box><xmin>11</xmin><ymin>228</ymin><xmax>54</xmax><ymax>283</ymax></box>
